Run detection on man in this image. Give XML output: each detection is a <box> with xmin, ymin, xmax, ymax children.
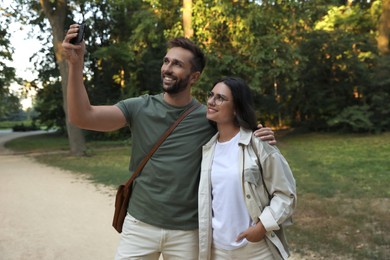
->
<box><xmin>62</xmin><ymin>24</ymin><xmax>276</xmax><ymax>260</ymax></box>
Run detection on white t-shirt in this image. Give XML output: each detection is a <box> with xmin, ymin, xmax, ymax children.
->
<box><xmin>211</xmin><ymin>132</ymin><xmax>253</xmax><ymax>250</ymax></box>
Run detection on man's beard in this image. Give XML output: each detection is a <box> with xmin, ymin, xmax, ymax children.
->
<box><xmin>161</xmin><ymin>73</ymin><xmax>191</xmax><ymax>94</ymax></box>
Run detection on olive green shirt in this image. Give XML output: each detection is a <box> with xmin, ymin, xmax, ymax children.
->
<box><xmin>116</xmin><ymin>93</ymin><xmax>216</xmax><ymax>230</ymax></box>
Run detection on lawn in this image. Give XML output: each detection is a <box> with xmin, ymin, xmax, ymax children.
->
<box><xmin>5</xmin><ymin>131</ymin><xmax>390</xmax><ymax>259</ymax></box>
<box><xmin>277</xmin><ymin>132</ymin><xmax>390</xmax><ymax>259</ymax></box>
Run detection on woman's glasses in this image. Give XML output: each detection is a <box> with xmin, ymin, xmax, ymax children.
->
<box><xmin>207</xmin><ymin>92</ymin><xmax>229</xmax><ymax>105</ymax></box>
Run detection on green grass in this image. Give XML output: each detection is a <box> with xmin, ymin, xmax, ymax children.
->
<box><xmin>278</xmin><ymin>132</ymin><xmax>390</xmax><ymax>199</ymax></box>
<box><xmin>5</xmin><ymin>132</ymin><xmax>130</xmax><ymax>153</ymax></box>
<box><xmin>5</xmin><ymin>132</ymin><xmax>70</xmax><ymax>152</ymax></box>
<box><xmin>35</xmin><ymin>148</ymin><xmax>131</xmax><ymax>186</ymax></box>
<box><xmin>277</xmin><ymin>132</ymin><xmax>390</xmax><ymax>259</ymax></box>
<box><xmin>5</xmin><ymin>132</ymin><xmax>132</xmax><ymax>186</ymax></box>
<box><xmin>0</xmin><ymin>120</ymin><xmax>34</xmax><ymax>129</ymax></box>
<box><xmin>4</xmin><ymin>131</ymin><xmax>390</xmax><ymax>259</ymax></box>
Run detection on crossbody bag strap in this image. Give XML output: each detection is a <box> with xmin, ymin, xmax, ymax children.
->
<box><xmin>123</xmin><ymin>101</ymin><xmax>201</xmax><ymax>188</ymax></box>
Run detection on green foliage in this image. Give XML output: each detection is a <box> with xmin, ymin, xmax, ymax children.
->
<box><xmin>0</xmin><ymin>16</ymin><xmax>20</xmax><ymax>118</ymax></box>
<box><xmin>30</xmin><ymin>32</ymin><xmax>66</xmax><ymax>131</ymax></box>
<box><xmin>365</xmin><ymin>55</ymin><xmax>390</xmax><ymax>132</ymax></box>
<box><xmin>328</xmin><ymin>105</ymin><xmax>374</xmax><ymax>132</ymax></box>
<box><xmin>91</xmin><ymin>0</ymin><xmax>166</xmax><ymax>97</ymax></box>
<box><xmin>0</xmin><ymin>92</ymin><xmax>21</xmax><ymax>119</ymax></box>
<box><xmin>295</xmin><ymin>29</ymin><xmax>374</xmax><ymax>130</ymax></box>
<box><xmin>12</xmin><ymin>122</ymin><xmax>40</xmax><ymax>131</ymax></box>
<box><xmin>84</xmin><ymin>127</ymin><xmax>131</xmax><ymax>141</ymax></box>
<box><xmin>5</xmin><ymin>0</ymin><xmax>390</xmax><ymax>136</ymax></box>
<box><xmin>33</xmin><ymin>81</ymin><xmax>66</xmax><ymax>131</ymax></box>
<box><xmin>293</xmin><ymin>1</ymin><xmax>382</xmax><ymax>131</ymax></box>
<box><xmin>0</xmin><ymin>120</ymin><xmax>33</xmax><ymax>129</ymax></box>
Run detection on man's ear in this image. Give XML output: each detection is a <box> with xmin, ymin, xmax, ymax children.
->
<box><xmin>190</xmin><ymin>71</ymin><xmax>201</xmax><ymax>84</ymax></box>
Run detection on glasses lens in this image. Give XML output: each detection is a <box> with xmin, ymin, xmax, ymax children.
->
<box><xmin>207</xmin><ymin>92</ymin><xmax>226</xmax><ymax>105</ymax></box>
<box><xmin>215</xmin><ymin>95</ymin><xmax>222</xmax><ymax>105</ymax></box>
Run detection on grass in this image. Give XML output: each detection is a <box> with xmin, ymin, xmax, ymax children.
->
<box><xmin>36</xmin><ymin>147</ymin><xmax>131</xmax><ymax>186</ymax></box>
<box><xmin>5</xmin><ymin>132</ymin><xmax>70</xmax><ymax>152</ymax></box>
<box><xmin>0</xmin><ymin>120</ymin><xmax>35</xmax><ymax>129</ymax></box>
<box><xmin>4</xmin><ymin>131</ymin><xmax>390</xmax><ymax>259</ymax></box>
<box><xmin>277</xmin><ymin>132</ymin><xmax>390</xmax><ymax>259</ymax></box>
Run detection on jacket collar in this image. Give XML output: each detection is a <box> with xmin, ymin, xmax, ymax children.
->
<box><xmin>239</xmin><ymin>127</ymin><xmax>253</xmax><ymax>146</ymax></box>
<box><xmin>203</xmin><ymin>127</ymin><xmax>253</xmax><ymax>149</ymax></box>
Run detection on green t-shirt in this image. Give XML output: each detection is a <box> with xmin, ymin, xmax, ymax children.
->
<box><xmin>116</xmin><ymin>93</ymin><xmax>216</xmax><ymax>230</ymax></box>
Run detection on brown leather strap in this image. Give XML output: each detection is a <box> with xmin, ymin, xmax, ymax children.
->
<box><xmin>124</xmin><ymin>102</ymin><xmax>201</xmax><ymax>188</ymax></box>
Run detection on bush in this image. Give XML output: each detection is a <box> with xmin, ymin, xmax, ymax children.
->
<box><xmin>327</xmin><ymin>105</ymin><xmax>374</xmax><ymax>133</ymax></box>
<box><xmin>12</xmin><ymin>122</ymin><xmax>40</xmax><ymax>132</ymax></box>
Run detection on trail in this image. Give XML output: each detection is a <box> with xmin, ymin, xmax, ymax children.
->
<box><xmin>0</xmin><ymin>130</ymin><xmax>120</xmax><ymax>260</ymax></box>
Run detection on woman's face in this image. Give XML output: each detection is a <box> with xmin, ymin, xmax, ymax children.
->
<box><xmin>206</xmin><ymin>82</ymin><xmax>236</xmax><ymax>125</ymax></box>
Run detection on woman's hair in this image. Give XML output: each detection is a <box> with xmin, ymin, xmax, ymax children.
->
<box><xmin>212</xmin><ymin>76</ymin><xmax>258</xmax><ymax>131</ymax></box>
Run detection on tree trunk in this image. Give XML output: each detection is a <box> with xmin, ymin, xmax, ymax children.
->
<box><xmin>378</xmin><ymin>0</ymin><xmax>390</xmax><ymax>55</ymax></box>
<box><xmin>39</xmin><ymin>0</ymin><xmax>86</xmax><ymax>156</ymax></box>
<box><xmin>183</xmin><ymin>0</ymin><xmax>193</xmax><ymax>38</ymax></box>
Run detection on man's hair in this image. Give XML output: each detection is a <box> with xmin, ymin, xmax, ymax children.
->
<box><xmin>167</xmin><ymin>37</ymin><xmax>206</xmax><ymax>73</ymax></box>
<box><xmin>212</xmin><ymin>76</ymin><xmax>258</xmax><ymax>131</ymax></box>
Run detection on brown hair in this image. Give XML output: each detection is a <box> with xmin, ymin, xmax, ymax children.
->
<box><xmin>167</xmin><ymin>37</ymin><xmax>206</xmax><ymax>73</ymax></box>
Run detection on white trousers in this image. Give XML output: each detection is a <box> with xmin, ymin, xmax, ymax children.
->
<box><xmin>115</xmin><ymin>213</ymin><xmax>198</xmax><ymax>260</ymax></box>
<box><xmin>211</xmin><ymin>239</ymin><xmax>274</xmax><ymax>260</ymax></box>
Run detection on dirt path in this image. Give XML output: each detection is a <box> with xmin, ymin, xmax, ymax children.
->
<box><xmin>0</xmin><ymin>131</ymin><xmax>120</xmax><ymax>260</ymax></box>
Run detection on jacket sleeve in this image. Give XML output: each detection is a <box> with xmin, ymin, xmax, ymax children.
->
<box><xmin>257</xmin><ymin>144</ymin><xmax>297</xmax><ymax>232</ymax></box>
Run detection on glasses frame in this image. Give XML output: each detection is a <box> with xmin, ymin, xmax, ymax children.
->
<box><xmin>207</xmin><ymin>91</ymin><xmax>229</xmax><ymax>106</ymax></box>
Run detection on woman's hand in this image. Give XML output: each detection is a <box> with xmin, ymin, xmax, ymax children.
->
<box><xmin>236</xmin><ymin>221</ymin><xmax>267</xmax><ymax>243</ymax></box>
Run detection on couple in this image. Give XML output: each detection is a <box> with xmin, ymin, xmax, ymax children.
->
<box><xmin>62</xmin><ymin>24</ymin><xmax>296</xmax><ymax>260</ymax></box>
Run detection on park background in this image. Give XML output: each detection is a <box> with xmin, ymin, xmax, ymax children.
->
<box><xmin>1</xmin><ymin>1</ymin><xmax>389</xmax><ymax>259</ymax></box>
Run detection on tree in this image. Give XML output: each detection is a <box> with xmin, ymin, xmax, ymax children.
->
<box><xmin>378</xmin><ymin>0</ymin><xmax>390</xmax><ymax>54</ymax></box>
<box><xmin>183</xmin><ymin>0</ymin><xmax>193</xmax><ymax>38</ymax></box>
<box><xmin>0</xmin><ymin>11</ymin><xmax>20</xmax><ymax>119</ymax></box>
<box><xmin>9</xmin><ymin>0</ymin><xmax>389</xmax><ymax>135</ymax></box>
<box><xmin>38</xmin><ymin>0</ymin><xmax>86</xmax><ymax>155</ymax></box>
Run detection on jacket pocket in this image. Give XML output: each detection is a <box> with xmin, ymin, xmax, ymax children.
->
<box><xmin>244</xmin><ymin>165</ymin><xmax>260</xmax><ymax>185</ymax></box>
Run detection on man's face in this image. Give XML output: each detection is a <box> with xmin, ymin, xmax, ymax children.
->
<box><xmin>161</xmin><ymin>47</ymin><xmax>194</xmax><ymax>94</ymax></box>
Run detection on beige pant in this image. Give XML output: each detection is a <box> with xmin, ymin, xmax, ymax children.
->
<box><xmin>211</xmin><ymin>239</ymin><xmax>274</xmax><ymax>260</ymax></box>
<box><xmin>115</xmin><ymin>213</ymin><xmax>198</xmax><ymax>260</ymax></box>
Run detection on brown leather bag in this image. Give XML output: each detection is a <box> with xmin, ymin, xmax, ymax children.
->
<box><xmin>112</xmin><ymin>102</ymin><xmax>201</xmax><ymax>233</ymax></box>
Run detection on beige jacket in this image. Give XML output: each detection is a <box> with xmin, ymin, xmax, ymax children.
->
<box><xmin>198</xmin><ymin>127</ymin><xmax>297</xmax><ymax>259</ymax></box>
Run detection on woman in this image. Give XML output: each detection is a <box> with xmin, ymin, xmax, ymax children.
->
<box><xmin>198</xmin><ymin>77</ymin><xmax>297</xmax><ymax>260</ymax></box>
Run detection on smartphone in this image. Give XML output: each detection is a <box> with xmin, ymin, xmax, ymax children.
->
<box><xmin>70</xmin><ymin>24</ymin><xmax>85</xmax><ymax>44</ymax></box>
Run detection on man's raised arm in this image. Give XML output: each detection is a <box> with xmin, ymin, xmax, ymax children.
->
<box><xmin>62</xmin><ymin>24</ymin><xmax>126</xmax><ymax>132</ymax></box>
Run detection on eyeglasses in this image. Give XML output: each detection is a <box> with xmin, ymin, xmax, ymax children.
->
<box><xmin>207</xmin><ymin>91</ymin><xmax>229</xmax><ymax>106</ymax></box>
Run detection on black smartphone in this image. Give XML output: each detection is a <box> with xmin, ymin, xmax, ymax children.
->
<box><xmin>70</xmin><ymin>24</ymin><xmax>85</xmax><ymax>44</ymax></box>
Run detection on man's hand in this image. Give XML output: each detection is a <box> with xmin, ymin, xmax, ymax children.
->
<box><xmin>254</xmin><ymin>124</ymin><xmax>276</xmax><ymax>145</ymax></box>
<box><xmin>62</xmin><ymin>24</ymin><xmax>85</xmax><ymax>65</ymax></box>
<box><xmin>236</xmin><ymin>221</ymin><xmax>267</xmax><ymax>243</ymax></box>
